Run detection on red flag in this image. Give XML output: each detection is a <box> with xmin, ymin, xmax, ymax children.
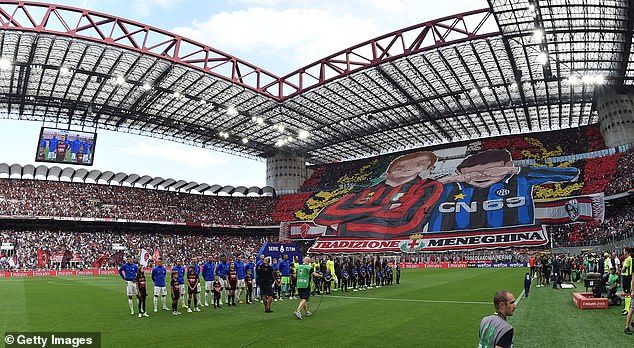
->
<box><xmin>153</xmin><ymin>250</ymin><xmax>161</xmax><ymax>262</ymax></box>
<box><xmin>37</xmin><ymin>249</ymin><xmax>49</xmax><ymax>268</ymax></box>
<box><xmin>92</xmin><ymin>254</ymin><xmax>109</xmax><ymax>268</ymax></box>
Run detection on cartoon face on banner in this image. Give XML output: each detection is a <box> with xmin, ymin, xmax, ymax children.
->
<box><xmin>310</xmin><ymin>149</ymin><xmax>588</xmax><ymax>244</ymax></box>
<box><xmin>313</xmin><ymin>151</ymin><xmax>443</xmax><ymax>238</ymax></box>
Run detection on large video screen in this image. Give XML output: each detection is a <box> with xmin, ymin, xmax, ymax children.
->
<box><xmin>35</xmin><ymin>127</ymin><xmax>97</xmax><ymax>166</ymax></box>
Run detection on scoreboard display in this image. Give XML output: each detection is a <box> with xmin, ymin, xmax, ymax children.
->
<box><xmin>35</xmin><ymin>127</ymin><xmax>97</xmax><ymax>166</ymax></box>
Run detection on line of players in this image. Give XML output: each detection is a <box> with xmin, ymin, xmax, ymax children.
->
<box><xmin>37</xmin><ymin>133</ymin><xmax>94</xmax><ymax>164</ymax></box>
<box><xmin>118</xmin><ymin>253</ymin><xmax>401</xmax><ymax>317</ymax></box>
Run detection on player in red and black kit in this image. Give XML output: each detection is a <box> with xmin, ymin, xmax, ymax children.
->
<box><xmin>227</xmin><ymin>262</ymin><xmax>238</xmax><ymax>306</ymax></box>
<box><xmin>212</xmin><ymin>278</ymin><xmax>222</xmax><ymax>308</ymax></box>
<box><xmin>170</xmin><ymin>271</ymin><xmax>181</xmax><ymax>315</ymax></box>
<box><xmin>55</xmin><ymin>135</ymin><xmax>69</xmax><ymax>162</ymax></box>
<box><xmin>187</xmin><ymin>266</ymin><xmax>201</xmax><ymax>312</ymax></box>
<box><xmin>77</xmin><ymin>144</ymin><xmax>84</xmax><ymax>164</ymax></box>
<box><xmin>289</xmin><ymin>263</ymin><xmax>297</xmax><ymax>299</ymax></box>
<box><xmin>245</xmin><ymin>268</ymin><xmax>254</xmax><ymax>304</ymax></box>
<box><xmin>134</xmin><ymin>268</ymin><xmax>149</xmax><ymax>318</ymax></box>
<box><xmin>274</xmin><ymin>270</ymin><xmax>282</xmax><ymax>301</ymax></box>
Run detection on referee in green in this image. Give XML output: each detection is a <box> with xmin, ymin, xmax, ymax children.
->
<box><xmin>294</xmin><ymin>256</ymin><xmax>323</xmax><ymax>320</ymax></box>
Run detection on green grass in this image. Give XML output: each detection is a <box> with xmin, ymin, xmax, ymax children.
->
<box><xmin>0</xmin><ymin>269</ymin><xmax>630</xmax><ymax>347</ymax></box>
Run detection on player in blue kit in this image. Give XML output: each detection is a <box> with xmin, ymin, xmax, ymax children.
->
<box><xmin>428</xmin><ymin>149</ymin><xmax>579</xmax><ymax>232</ymax></box>
<box><xmin>202</xmin><ymin>256</ymin><xmax>215</xmax><ymax>307</ymax></box>
<box><xmin>82</xmin><ymin>139</ymin><xmax>93</xmax><ymax>163</ymax></box>
<box><xmin>37</xmin><ymin>138</ymin><xmax>47</xmax><ymax>160</ymax></box>
<box><xmin>172</xmin><ymin>260</ymin><xmax>187</xmax><ymax>308</ymax></box>
<box><xmin>215</xmin><ymin>255</ymin><xmax>229</xmax><ymax>305</ymax></box>
<box><xmin>278</xmin><ymin>254</ymin><xmax>291</xmax><ymax>299</ymax></box>
<box><xmin>366</xmin><ymin>261</ymin><xmax>374</xmax><ymax>289</ymax></box>
<box><xmin>47</xmin><ymin>134</ymin><xmax>58</xmax><ymax>160</ymax></box>
<box><xmin>118</xmin><ymin>256</ymin><xmax>139</xmax><ymax>315</ymax></box>
<box><xmin>234</xmin><ymin>257</ymin><xmax>246</xmax><ymax>304</ymax></box>
<box><xmin>359</xmin><ymin>265</ymin><xmax>366</xmax><ymax>290</ymax></box>
<box><xmin>351</xmin><ymin>266</ymin><xmax>359</xmax><ymax>291</ymax></box>
<box><xmin>341</xmin><ymin>266</ymin><xmax>349</xmax><ymax>292</ymax></box>
<box><xmin>70</xmin><ymin>135</ymin><xmax>82</xmax><ymax>161</ymax></box>
<box><xmin>151</xmin><ymin>258</ymin><xmax>169</xmax><ymax>312</ymax></box>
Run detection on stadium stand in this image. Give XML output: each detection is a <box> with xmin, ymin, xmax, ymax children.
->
<box><xmin>0</xmin><ymin>229</ymin><xmax>274</xmax><ymax>270</ymax></box>
<box><xmin>0</xmin><ymin>179</ymin><xmax>279</xmax><ymax>226</ymax></box>
<box><xmin>604</xmin><ymin>150</ymin><xmax>634</xmax><ymax>196</ymax></box>
<box><xmin>549</xmin><ymin>205</ymin><xmax>634</xmax><ymax>246</ymax></box>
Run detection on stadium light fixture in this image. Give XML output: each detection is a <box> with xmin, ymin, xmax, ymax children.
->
<box><xmin>481</xmin><ymin>86</ymin><xmax>491</xmax><ymax>93</ymax></box>
<box><xmin>0</xmin><ymin>58</ymin><xmax>12</xmax><ymax>70</ymax></box>
<box><xmin>532</xmin><ymin>29</ymin><xmax>544</xmax><ymax>42</ymax></box>
<box><xmin>470</xmin><ymin>88</ymin><xmax>478</xmax><ymax>95</ymax></box>
<box><xmin>218</xmin><ymin>131</ymin><xmax>229</xmax><ymax>139</ymax></box>
<box><xmin>287</xmin><ymin>136</ymin><xmax>294</xmax><ymax>142</ymax></box>
<box><xmin>142</xmin><ymin>83</ymin><xmax>151</xmax><ymax>91</ymax></box>
<box><xmin>277</xmin><ymin>124</ymin><xmax>285</xmax><ymax>133</ymax></box>
<box><xmin>59</xmin><ymin>66</ymin><xmax>70</xmax><ymax>75</ymax></box>
<box><xmin>581</xmin><ymin>75</ymin><xmax>594</xmax><ymax>84</ymax></box>
<box><xmin>298</xmin><ymin>130</ymin><xmax>309</xmax><ymax>139</ymax></box>
<box><xmin>173</xmin><ymin>91</ymin><xmax>181</xmax><ymax>98</ymax></box>
<box><xmin>115</xmin><ymin>75</ymin><xmax>125</xmax><ymax>85</ymax></box>
<box><xmin>256</xmin><ymin>117</ymin><xmax>264</xmax><ymax>125</ymax></box>
<box><xmin>510</xmin><ymin>82</ymin><xmax>518</xmax><ymax>89</ymax></box>
<box><xmin>527</xmin><ymin>4</ymin><xmax>535</xmax><ymax>14</ymax></box>
<box><xmin>594</xmin><ymin>75</ymin><xmax>605</xmax><ymax>85</ymax></box>
<box><xmin>567</xmin><ymin>75</ymin><xmax>579</xmax><ymax>85</ymax></box>
<box><xmin>227</xmin><ymin>106</ymin><xmax>238</xmax><ymax>116</ymax></box>
<box><xmin>251</xmin><ymin>116</ymin><xmax>257</xmax><ymax>121</ymax></box>
<box><xmin>536</xmin><ymin>52</ymin><xmax>548</xmax><ymax>65</ymax></box>
<box><xmin>242</xmin><ymin>137</ymin><xmax>248</xmax><ymax>144</ymax></box>
<box><xmin>199</xmin><ymin>99</ymin><xmax>206</xmax><ymax>105</ymax></box>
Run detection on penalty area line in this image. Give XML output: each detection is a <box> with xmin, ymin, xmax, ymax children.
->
<box><xmin>327</xmin><ymin>295</ymin><xmax>489</xmax><ymax>305</ymax></box>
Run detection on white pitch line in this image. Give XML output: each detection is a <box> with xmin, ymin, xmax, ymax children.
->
<box><xmin>515</xmin><ymin>289</ymin><xmax>526</xmax><ymax>307</ymax></box>
<box><xmin>327</xmin><ymin>294</ymin><xmax>489</xmax><ymax>305</ymax></box>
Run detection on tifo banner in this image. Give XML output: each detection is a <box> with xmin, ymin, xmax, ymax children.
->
<box><xmin>308</xmin><ymin>225</ymin><xmax>548</xmax><ymax>253</ymax></box>
<box><xmin>534</xmin><ymin>193</ymin><xmax>604</xmax><ymax>224</ymax></box>
<box><xmin>286</xmin><ymin>222</ymin><xmax>328</xmax><ymax>239</ymax></box>
<box><xmin>287</xmin><ymin>148</ymin><xmax>606</xmax><ymax>252</ymax></box>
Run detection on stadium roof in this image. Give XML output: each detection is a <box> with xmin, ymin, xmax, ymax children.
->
<box><xmin>0</xmin><ymin>0</ymin><xmax>631</xmax><ymax>164</ymax></box>
<box><xmin>0</xmin><ymin>163</ymin><xmax>275</xmax><ymax>196</ymax></box>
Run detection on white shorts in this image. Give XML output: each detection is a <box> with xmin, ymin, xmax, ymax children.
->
<box><xmin>205</xmin><ymin>281</ymin><xmax>213</xmax><ymax>291</ymax></box>
<box><xmin>219</xmin><ymin>278</ymin><xmax>227</xmax><ymax>288</ymax></box>
<box><xmin>179</xmin><ymin>284</ymin><xmax>186</xmax><ymax>295</ymax></box>
<box><xmin>126</xmin><ymin>281</ymin><xmax>137</xmax><ymax>296</ymax></box>
<box><xmin>153</xmin><ymin>286</ymin><xmax>167</xmax><ymax>296</ymax></box>
<box><xmin>238</xmin><ymin>279</ymin><xmax>246</xmax><ymax>288</ymax></box>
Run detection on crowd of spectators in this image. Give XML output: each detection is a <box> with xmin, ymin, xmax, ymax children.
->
<box><xmin>271</xmin><ymin>192</ymin><xmax>313</xmax><ymax>222</ymax></box>
<box><xmin>0</xmin><ymin>229</ymin><xmax>274</xmax><ymax>270</ymax></box>
<box><xmin>605</xmin><ymin>151</ymin><xmax>634</xmax><ymax>196</ymax></box>
<box><xmin>0</xmin><ymin>179</ymin><xmax>279</xmax><ymax>226</ymax></box>
<box><xmin>549</xmin><ymin>205</ymin><xmax>634</xmax><ymax>246</ymax></box>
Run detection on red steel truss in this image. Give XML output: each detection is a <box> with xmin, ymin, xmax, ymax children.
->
<box><xmin>0</xmin><ymin>1</ymin><xmax>497</xmax><ymax>100</ymax></box>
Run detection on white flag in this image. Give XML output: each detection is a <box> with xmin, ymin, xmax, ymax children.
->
<box><xmin>139</xmin><ymin>249</ymin><xmax>151</xmax><ymax>267</ymax></box>
<box><xmin>8</xmin><ymin>256</ymin><xmax>16</xmax><ymax>268</ymax></box>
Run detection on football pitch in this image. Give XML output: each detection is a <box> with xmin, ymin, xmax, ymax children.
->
<box><xmin>1</xmin><ymin>268</ymin><xmax>630</xmax><ymax>347</ymax></box>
